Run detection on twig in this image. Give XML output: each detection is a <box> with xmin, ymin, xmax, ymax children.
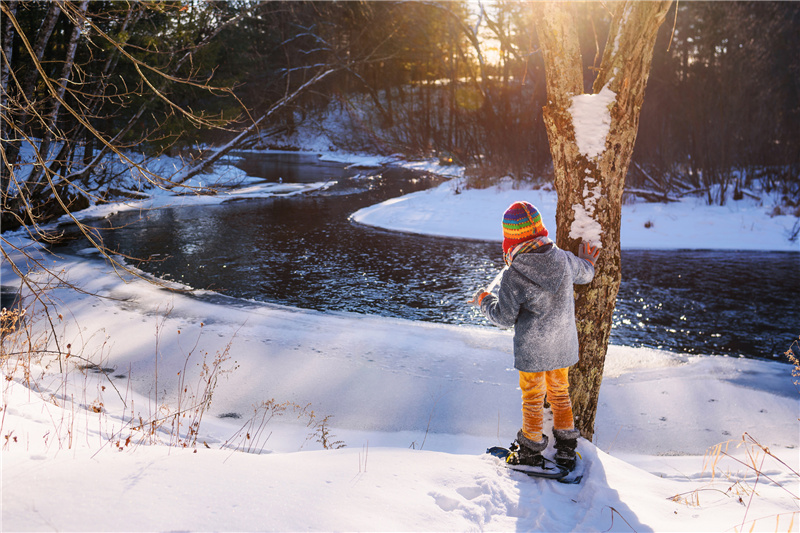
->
<box><xmin>740</xmin><ymin>447</ymin><xmax>766</xmax><ymax>530</ymax></box>
<box><xmin>602</xmin><ymin>505</ymin><xmax>638</xmax><ymax>533</ymax></box>
<box><xmin>420</xmin><ymin>392</ymin><xmax>443</xmax><ymax>450</ymax></box>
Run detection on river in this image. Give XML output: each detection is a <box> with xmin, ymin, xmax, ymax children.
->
<box><xmin>54</xmin><ymin>152</ymin><xmax>800</xmax><ymax>360</ymax></box>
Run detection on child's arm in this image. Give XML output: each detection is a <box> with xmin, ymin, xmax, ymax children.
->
<box><xmin>477</xmin><ymin>269</ymin><xmax>523</xmax><ymax>329</ymax></box>
<box><xmin>467</xmin><ymin>267</ymin><xmax>507</xmax><ymax>305</ymax></box>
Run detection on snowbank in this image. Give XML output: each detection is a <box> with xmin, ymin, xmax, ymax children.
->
<box><xmin>1</xmin><ymin>152</ymin><xmax>798</xmax><ymax>532</ymax></box>
<box><xmin>10</xmin><ymin>432</ymin><xmax>795</xmax><ymax>532</ymax></box>
<box><xmin>48</xmin><ymin>160</ymin><xmax>334</xmax><ymax>227</ymax></box>
<box><xmin>353</xmin><ymin>178</ymin><xmax>800</xmax><ymax>252</ymax></box>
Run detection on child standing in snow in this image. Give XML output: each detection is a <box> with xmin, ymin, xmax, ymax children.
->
<box><xmin>470</xmin><ymin>201</ymin><xmax>599</xmax><ymax>471</ymax></box>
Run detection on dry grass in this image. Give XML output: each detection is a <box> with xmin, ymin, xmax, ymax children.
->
<box><xmin>785</xmin><ymin>336</ymin><xmax>800</xmax><ymax>397</ymax></box>
<box><xmin>222</xmin><ymin>401</ymin><xmax>345</xmax><ymax>455</ymax></box>
<box><xmin>666</xmin><ymin>337</ymin><xmax>800</xmax><ymax>532</ymax></box>
<box><xmin>668</xmin><ymin>433</ymin><xmax>798</xmax><ymax>532</ymax></box>
<box><xmin>2</xmin><ymin>298</ymin><xmax>344</xmax><ymax>456</ymax></box>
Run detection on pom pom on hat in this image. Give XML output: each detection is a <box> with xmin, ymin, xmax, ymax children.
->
<box><xmin>502</xmin><ymin>201</ymin><xmax>548</xmax><ymax>254</ymax></box>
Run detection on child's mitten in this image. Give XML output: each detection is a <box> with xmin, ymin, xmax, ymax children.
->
<box><xmin>578</xmin><ymin>243</ymin><xmax>600</xmax><ymax>266</ymax></box>
<box><xmin>468</xmin><ymin>289</ymin><xmax>490</xmax><ymax>306</ymax></box>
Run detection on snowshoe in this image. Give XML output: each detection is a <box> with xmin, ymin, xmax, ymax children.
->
<box><xmin>555</xmin><ymin>454</ymin><xmax>585</xmax><ymax>485</ymax></box>
<box><xmin>486</xmin><ymin>440</ymin><xmax>584</xmax><ymax>484</ymax></box>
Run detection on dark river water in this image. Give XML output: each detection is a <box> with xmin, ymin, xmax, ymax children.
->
<box><xmin>56</xmin><ymin>152</ymin><xmax>800</xmax><ymax>360</ymax></box>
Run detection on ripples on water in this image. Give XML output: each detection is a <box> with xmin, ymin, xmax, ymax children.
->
<box><xmin>614</xmin><ymin>250</ymin><xmax>799</xmax><ymax>358</ymax></box>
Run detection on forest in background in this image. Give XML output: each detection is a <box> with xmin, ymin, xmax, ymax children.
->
<box><xmin>2</xmin><ymin>1</ymin><xmax>799</xmax><ymax>233</ymax></box>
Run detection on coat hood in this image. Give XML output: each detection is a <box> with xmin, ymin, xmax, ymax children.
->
<box><xmin>509</xmin><ymin>247</ymin><xmax>567</xmax><ymax>293</ymax></box>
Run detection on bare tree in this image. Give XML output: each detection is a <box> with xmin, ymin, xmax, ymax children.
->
<box><xmin>1</xmin><ymin>1</ymin><xmax>417</xmax><ymax>293</ymax></box>
<box><xmin>0</xmin><ymin>2</ymin><xmax>246</xmax><ymax>361</ymax></box>
<box><xmin>535</xmin><ymin>1</ymin><xmax>673</xmax><ymax>438</ymax></box>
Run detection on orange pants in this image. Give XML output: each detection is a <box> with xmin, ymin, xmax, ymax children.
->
<box><xmin>519</xmin><ymin>367</ymin><xmax>575</xmax><ymax>443</ymax></box>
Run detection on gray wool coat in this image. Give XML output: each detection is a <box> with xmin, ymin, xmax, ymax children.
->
<box><xmin>480</xmin><ymin>245</ymin><xmax>595</xmax><ymax>373</ymax></box>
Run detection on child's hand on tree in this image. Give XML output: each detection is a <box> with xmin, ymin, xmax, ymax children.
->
<box><xmin>578</xmin><ymin>243</ymin><xmax>601</xmax><ymax>266</ymax></box>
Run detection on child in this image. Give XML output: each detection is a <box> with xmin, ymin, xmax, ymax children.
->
<box><xmin>470</xmin><ymin>201</ymin><xmax>599</xmax><ymax>471</ymax></box>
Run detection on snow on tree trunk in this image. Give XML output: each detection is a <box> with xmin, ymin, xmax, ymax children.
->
<box><xmin>535</xmin><ymin>1</ymin><xmax>672</xmax><ymax>439</ymax></box>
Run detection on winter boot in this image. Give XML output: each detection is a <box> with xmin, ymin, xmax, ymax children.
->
<box><xmin>512</xmin><ymin>430</ymin><xmax>548</xmax><ymax>467</ymax></box>
<box><xmin>553</xmin><ymin>428</ymin><xmax>581</xmax><ymax>472</ymax></box>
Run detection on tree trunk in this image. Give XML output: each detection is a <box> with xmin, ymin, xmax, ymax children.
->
<box><xmin>0</xmin><ymin>0</ymin><xmax>18</xmax><ymax>111</ymax></box>
<box><xmin>535</xmin><ymin>1</ymin><xmax>672</xmax><ymax>440</ymax></box>
<box><xmin>2</xmin><ymin>1</ymin><xmax>60</xmax><ymax>195</ymax></box>
<box><xmin>2</xmin><ymin>1</ymin><xmax>61</xmax><ymax>174</ymax></box>
<box><xmin>0</xmin><ymin>0</ymin><xmax>18</xmax><ymax>193</ymax></box>
<box><xmin>28</xmin><ymin>0</ymin><xmax>88</xmax><ymax>190</ymax></box>
<box><xmin>172</xmin><ymin>67</ymin><xmax>339</xmax><ymax>185</ymax></box>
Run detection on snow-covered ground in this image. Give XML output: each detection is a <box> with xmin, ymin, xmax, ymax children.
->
<box><xmin>2</xmin><ymin>152</ymin><xmax>798</xmax><ymax>532</ymax></box>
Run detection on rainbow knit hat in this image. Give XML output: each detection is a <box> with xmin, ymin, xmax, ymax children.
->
<box><xmin>502</xmin><ymin>201</ymin><xmax>548</xmax><ymax>254</ymax></box>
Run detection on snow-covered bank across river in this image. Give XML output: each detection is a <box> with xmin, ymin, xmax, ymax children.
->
<box><xmin>352</xmin><ymin>177</ymin><xmax>800</xmax><ymax>252</ymax></box>
<box><xmin>2</xmin><ymin>152</ymin><xmax>799</xmax><ymax>531</ymax></box>
<box><xmin>36</xmin><ymin>147</ymin><xmax>800</xmax><ymax>253</ymax></box>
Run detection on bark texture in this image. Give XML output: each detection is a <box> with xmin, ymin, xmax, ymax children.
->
<box><xmin>535</xmin><ymin>1</ymin><xmax>672</xmax><ymax>439</ymax></box>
